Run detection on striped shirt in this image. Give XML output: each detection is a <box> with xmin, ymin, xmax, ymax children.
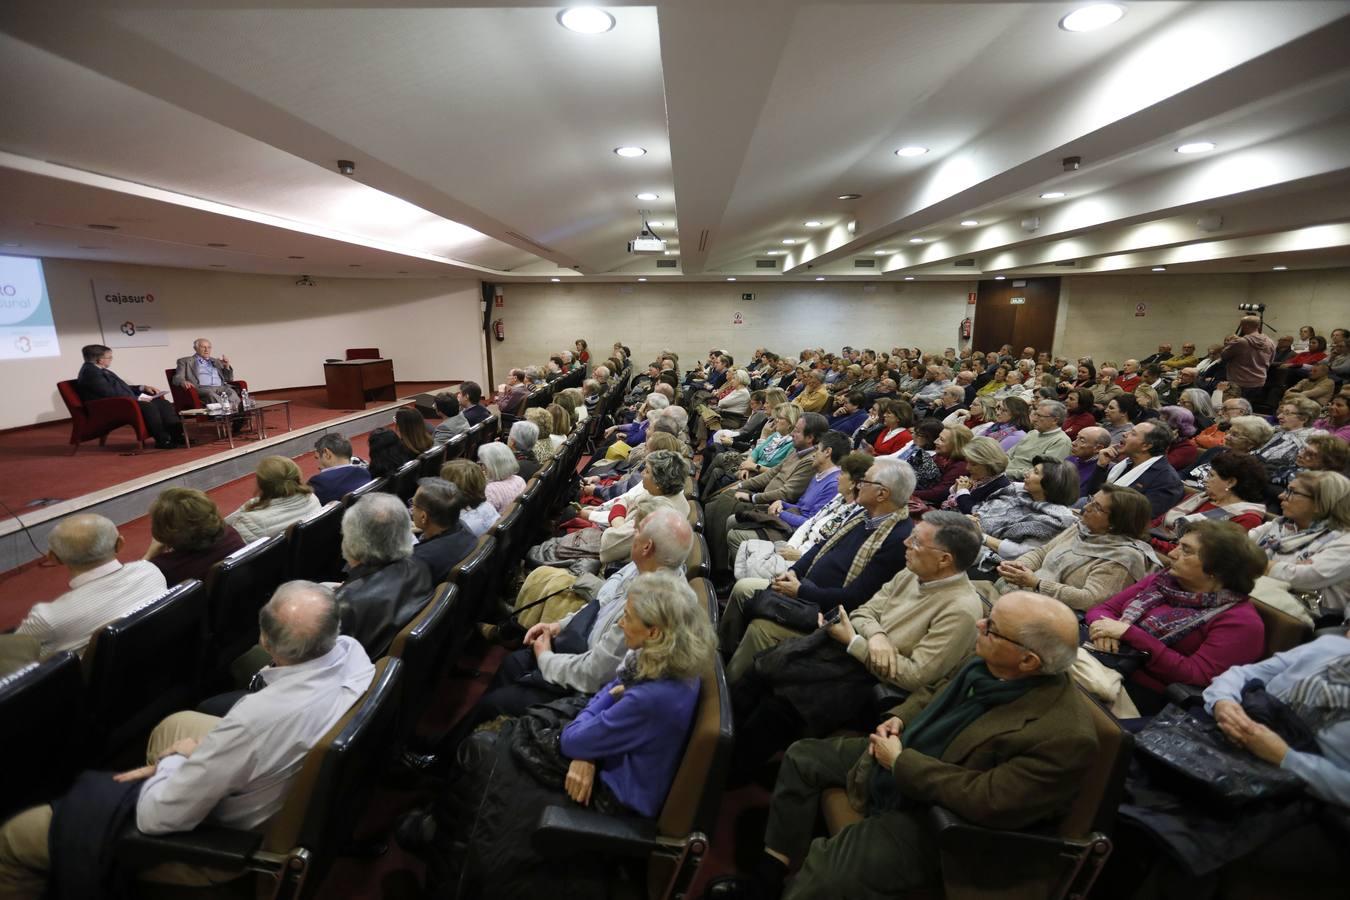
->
<box><xmin>15</xmin><ymin>559</ymin><xmax>168</xmax><ymax>656</ymax></box>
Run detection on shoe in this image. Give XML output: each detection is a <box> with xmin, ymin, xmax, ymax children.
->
<box><xmin>704</xmin><ymin>876</ymin><xmax>764</xmax><ymax>900</ymax></box>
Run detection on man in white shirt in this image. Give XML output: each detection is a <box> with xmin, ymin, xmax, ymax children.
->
<box><xmin>2</xmin><ymin>514</ymin><xmax>166</xmax><ymax>672</ymax></box>
<box><xmin>0</xmin><ymin>580</ymin><xmax>376</xmax><ymax>896</ymax></box>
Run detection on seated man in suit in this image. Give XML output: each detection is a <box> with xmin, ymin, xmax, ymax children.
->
<box><xmin>1083</xmin><ymin>420</ymin><xmax>1185</xmax><ymax>519</ymax></box>
<box><xmin>335</xmin><ymin>493</ymin><xmax>434</xmax><ymax>658</ymax></box>
<box><xmin>309</xmin><ymin>434</ymin><xmax>372</xmax><ymax>505</ymax></box>
<box><xmin>172</xmin><ymin>337</ymin><xmax>240</xmax><ymax>409</ymax></box>
<box><xmin>0</xmin><ymin>581</ymin><xmax>375</xmax><ymax>897</ymax></box>
<box><xmin>0</xmin><ymin>514</ymin><xmax>167</xmax><ymax>675</ymax></box>
<box><xmin>410</xmin><ymin>478</ymin><xmax>478</xmax><ymax>584</ymax></box>
<box><xmin>75</xmin><ymin>344</ymin><xmax>183</xmax><ymax>449</ymax></box>
<box><xmin>458</xmin><ymin>381</ymin><xmax>491</xmax><ymax>427</ymax></box>
<box><xmin>708</xmin><ymin>591</ymin><xmax>1095</xmax><ymax>900</ymax></box>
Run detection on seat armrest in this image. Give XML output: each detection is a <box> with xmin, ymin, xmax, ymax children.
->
<box><xmin>1164</xmin><ymin>683</ymin><xmax>1206</xmax><ymax>709</ymax></box>
<box><xmin>928</xmin><ymin>807</ymin><xmax>1081</xmax><ymax>855</ymax></box>
<box><xmin>531</xmin><ymin>805</ymin><xmax>659</xmax><ymax>858</ymax></box>
<box><xmin>118</xmin><ymin>824</ymin><xmax>264</xmax><ymax>871</ymax></box>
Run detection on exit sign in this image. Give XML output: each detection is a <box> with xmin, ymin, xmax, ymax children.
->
<box><xmin>1010</xmin><ymin>296</ymin><xmax>1027</xmax><ymax>305</ymax></box>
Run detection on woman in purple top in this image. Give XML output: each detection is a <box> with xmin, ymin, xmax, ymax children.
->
<box><xmin>774</xmin><ymin>433</ymin><xmax>848</xmax><ymax>532</ymax></box>
<box><xmin>1085</xmin><ymin>520</ymin><xmax>1267</xmax><ymax>712</ymax></box>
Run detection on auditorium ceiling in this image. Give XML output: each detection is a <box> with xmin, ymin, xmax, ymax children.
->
<box><xmin>1</xmin><ymin>0</ymin><xmax>1349</xmax><ymax>283</ymax></box>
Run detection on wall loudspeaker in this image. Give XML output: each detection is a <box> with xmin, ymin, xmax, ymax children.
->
<box><xmin>1196</xmin><ymin>212</ymin><xmax>1224</xmax><ymax>232</ymax></box>
<box><xmin>1020</xmin><ymin>216</ymin><xmax>1040</xmax><ymax>234</ymax></box>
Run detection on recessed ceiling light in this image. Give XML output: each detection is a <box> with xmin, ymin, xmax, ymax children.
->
<box><xmin>803</xmin><ymin>220</ymin><xmax>824</xmax><ymax>228</ymax></box>
<box><xmin>837</xmin><ymin>193</ymin><xmax>861</xmax><ymax>200</ymax></box>
<box><xmin>909</xmin><ymin>237</ymin><xmax>925</xmax><ymax>244</ymax></box>
<box><xmin>874</xmin><ymin>249</ymin><xmax>896</xmax><ymax>255</ymax></box>
<box><xmin>1039</xmin><ymin>191</ymin><xmax>1065</xmax><ymax>199</ymax></box>
<box><xmin>550</xmin><ymin>277</ymin><xmax>562</xmax><ymax>282</ymax></box>
<box><xmin>207</xmin><ymin>242</ymin><xmax>228</xmax><ymax>247</ymax></box>
<box><xmin>1272</xmin><ymin>265</ymin><xmax>1288</xmax><ymax>271</ymax></box>
<box><xmin>1152</xmin><ymin>266</ymin><xmax>1167</xmax><ymax>272</ymax></box>
<box><xmin>726</xmin><ymin>277</ymin><xmax>736</xmax><ymax>281</ymax></box>
<box><xmin>766</xmin><ymin>250</ymin><xmax>785</xmax><ymax>255</ymax></box>
<box><xmin>613</xmin><ymin>146</ymin><xmax>646</xmax><ymax>158</ymax></box>
<box><xmin>638</xmin><ymin>277</ymin><xmax>647</xmax><ymax>282</ymax></box>
<box><xmin>781</xmin><ymin>238</ymin><xmax>797</xmax><ymax>245</ymax></box>
<box><xmin>960</xmin><ymin>219</ymin><xmax>980</xmax><ymax>227</ymax></box>
<box><xmin>288</xmin><ymin>255</ymin><xmax>305</xmax><ymax>259</ymax></box>
<box><xmin>895</xmin><ymin>146</ymin><xmax>929</xmax><ymax>158</ymax></box>
<box><xmin>904</xmin><ymin>276</ymin><xmax>915</xmax><ymax>281</ymax></box>
<box><xmin>1176</xmin><ymin>141</ymin><xmax>1216</xmax><ymax>154</ymax></box>
<box><xmin>635</xmin><ymin>192</ymin><xmax>659</xmax><ymax>201</ymax></box>
<box><xmin>558</xmin><ymin>7</ymin><xmax>615</xmax><ymax>34</ymax></box>
<box><xmin>1059</xmin><ymin>4</ymin><xmax>1125</xmax><ymax>33</ymax></box>
<box><xmin>664</xmin><ymin>250</ymin><xmax>679</xmax><ymax>256</ymax></box>
<box><xmin>647</xmin><ymin>220</ymin><xmax>665</xmax><ymax>227</ymax></box>
<box><xmin>994</xmin><ymin>275</ymin><xmax>1007</xmax><ymax>280</ymax></box>
<box><xmin>815</xmin><ymin>277</ymin><xmax>825</xmax><ymax>281</ymax></box>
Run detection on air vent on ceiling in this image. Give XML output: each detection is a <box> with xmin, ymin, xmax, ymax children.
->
<box><xmin>697</xmin><ymin>229</ymin><xmax>711</xmax><ymax>253</ymax></box>
<box><xmin>756</xmin><ymin>259</ymin><xmax>777</xmax><ymax>269</ymax></box>
<box><xmin>506</xmin><ymin>230</ymin><xmax>558</xmax><ymax>255</ymax></box>
<box><xmin>953</xmin><ymin>258</ymin><xmax>975</xmax><ymax>267</ymax></box>
<box><xmin>656</xmin><ymin>259</ymin><xmax>678</xmax><ymax>269</ymax></box>
<box><xmin>1054</xmin><ymin>260</ymin><xmax>1078</xmax><ymax>267</ymax></box>
<box><xmin>853</xmin><ymin>258</ymin><xmax>876</xmax><ymax>269</ymax></box>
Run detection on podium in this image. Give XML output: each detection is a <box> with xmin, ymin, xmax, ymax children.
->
<box><xmin>323</xmin><ymin>358</ymin><xmax>396</xmax><ymax>409</ymax></box>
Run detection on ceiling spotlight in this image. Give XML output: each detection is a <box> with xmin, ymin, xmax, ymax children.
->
<box><xmin>613</xmin><ymin>146</ymin><xmax>646</xmax><ymax>157</ymax></box>
<box><xmin>1040</xmin><ymin>191</ymin><xmax>1066</xmax><ymax>199</ymax></box>
<box><xmin>1176</xmin><ymin>141</ymin><xmax>1216</xmax><ymax>154</ymax></box>
<box><xmin>815</xmin><ymin>277</ymin><xmax>825</xmax><ymax>281</ymax></box>
<box><xmin>904</xmin><ymin>276</ymin><xmax>915</xmax><ymax>281</ymax></box>
<box><xmin>960</xmin><ymin>219</ymin><xmax>980</xmax><ymax>227</ymax></box>
<box><xmin>909</xmin><ymin>237</ymin><xmax>925</xmax><ymax>244</ymax></box>
<box><xmin>558</xmin><ymin>7</ymin><xmax>615</xmax><ymax>34</ymax></box>
<box><xmin>663</xmin><ymin>250</ymin><xmax>679</xmax><ymax>255</ymax></box>
<box><xmin>994</xmin><ymin>275</ymin><xmax>1007</xmax><ymax>280</ymax></box>
<box><xmin>781</xmin><ymin>238</ymin><xmax>797</xmax><ymax>245</ymax></box>
<box><xmin>635</xmin><ymin>192</ymin><xmax>659</xmax><ymax>201</ymax></box>
<box><xmin>1152</xmin><ymin>266</ymin><xmax>1167</xmax><ymax>272</ymax></box>
<box><xmin>1272</xmin><ymin>265</ymin><xmax>1288</xmax><ymax>271</ymax></box>
<box><xmin>647</xmin><ymin>220</ymin><xmax>665</xmax><ymax>227</ymax></box>
<box><xmin>874</xmin><ymin>249</ymin><xmax>896</xmax><ymax>255</ymax></box>
<box><xmin>336</xmin><ymin>160</ymin><xmax>355</xmax><ymax>175</ymax></box>
<box><xmin>895</xmin><ymin>146</ymin><xmax>929</xmax><ymax>158</ymax></box>
<box><xmin>1059</xmin><ymin>4</ymin><xmax>1125</xmax><ymax>33</ymax></box>
<box><xmin>803</xmin><ymin>220</ymin><xmax>824</xmax><ymax>227</ymax></box>
<box><xmin>766</xmin><ymin>250</ymin><xmax>785</xmax><ymax>255</ymax></box>
<box><xmin>726</xmin><ymin>277</ymin><xmax>737</xmax><ymax>281</ymax></box>
<box><xmin>550</xmin><ymin>277</ymin><xmax>562</xmax><ymax>282</ymax></box>
<box><xmin>837</xmin><ymin>193</ymin><xmax>861</xmax><ymax>200</ymax></box>
<box><xmin>638</xmin><ymin>277</ymin><xmax>648</xmax><ymax>282</ymax></box>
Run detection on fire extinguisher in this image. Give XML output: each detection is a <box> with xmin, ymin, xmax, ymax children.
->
<box><xmin>960</xmin><ymin>317</ymin><xmax>972</xmax><ymax>340</ymax></box>
<box><xmin>493</xmin><ymin>319</ymin><xmax>505</xmax><ymax>342</ymax></box>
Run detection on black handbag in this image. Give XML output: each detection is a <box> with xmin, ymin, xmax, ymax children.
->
<box><xmin>1079</xmin><ymin>623</ymin><xmax>1149</xmax><ymax>676</ymax></box>
<box><xmin>741</xmin><ymin>586</ymin><xmax>820</xmax><ymax>634</ymax></box>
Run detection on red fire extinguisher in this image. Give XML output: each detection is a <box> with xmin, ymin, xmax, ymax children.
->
<box><xmin>493</xmin><ymin>319</ymin><xmax>505</xmax><ymax>342</ymax></box>
<box><xmin>960</xmin><ymin>317</ymin><xmax>972</xmax><ymax>340</ymax></box>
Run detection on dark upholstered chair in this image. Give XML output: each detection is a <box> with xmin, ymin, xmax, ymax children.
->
<box><xmin>684</xmin><ymin>533</ymin><xmax>712</xmax><ymax>582</ymax></box>
<box><xmin>163</xmin><ymin>368</ymin><xmax>249</xmax><ymax>413</ymax></box>
<box><xmin>202</xmin><ymin>535</ymin><xmax>290</xmax><ymax>687</ymax></box>
<box><xmin>285</xmin><ymin>502</ymin><xmax>347</xmax><ymax>584</ymax></box>
<box><xmin>57</xmin><ymin>379</ymin><xmax>150</xmax><ymax>451</ymax></box>
<box><xmin>0</xmin><ymin>652</ymin><xmax>86</xmax><ymax>821</ymax></box>
<box><xmin>388</xmin><ymin>583</ymin><xmax>461</xmax><ymax>740</ymax></box>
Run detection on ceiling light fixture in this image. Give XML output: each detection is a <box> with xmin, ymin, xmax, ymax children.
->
<box><xmin>1039</xmin><ymin>191</ymin><xmax>1065</xmax><ymax>199</ymax></box>
<box><xmin>1176</xmin><ymin>141</ymin><xmax>1216</xmax><ymax>154</ymax></box>
<box><xmin>647</xmin><ymin>220</ymin><xmax>665</xmax><ymax>227</ymax></box>
<box><xmin>1059</xmin><ymin>4</ymin><xmax>1125</xmax><ymax>33</ymax></box>
<box><xmin>874</xmin><ymin>249</ymin><xmax>895</xmax><ymax>255</ymax></box>
<box><xmin>550</xmin><ymin>277</ymin><xmax>562</xmax><ymax>282</ymax></box>
<box><xmin>1152</xmin><ymin>266</ymin><xmax>1167</xmax><ymax>272</ymax></box>
<box><xmin>781</xmin><ymin>238</ymin><xmax>797</xmax><ymax>245</ymax></box>
<box><xmin>837</xmin><ymin>193</ymin><xmax>861</xmax><ymax>200</ymax></box>
<box><xmin>904</xmin><ymin>276</ymin><xmax>915</xmax><ymax>281</ymax></box>
<box><xmin>909</xmin><ymin>237</ymin><xmax>925</xmax><ymax>244</ymax></box>
<box><xmin>726</xmin><ymin>277</ymin><xmax>737</xmax><ymax>281</ymax></box>
<box><xmin>815</xmin><ymin>277</ymin><xmax>825</xmax><ymax>281</ymax></box>
<box><xmin>613</xmin><ymin>146</ymin><xmax>646</xmax><ymax>157</ymax></box>
<box><xmin>895</xmin><ymin>146</ymin><xmax>929</xmax><ymax>157</ymax></box>
<box><xmin>638</xmin><ymin>277</ymin><xmax>647</xmax><ymax>282</ymax></box>
<box><xmin>994</xmin><ymin>275</ymin><xmax>1007</xmax><ymax>280</ymax></box>
<box><xmin>635</xmin><ymin>192</ymin><xmax>659</xmax><ymax>201</ymax></box>
<box><xmin>960</xmin><ymin>219</ymin><xmax>980</xmax><ymax>227</ymax></box>
<box><xmin>1272</xmin><ymin>265</ymin><xmax>1288</xmax><ymax>271</ymax></box>
<box><xmin>558</xmin><ymin>7</ymin><xmax>615</xmax><ymax>34</ymax></box>
<box><xmin>803</xmin><ymin>220</ymin><xmax>824</xmax><ymax>227</ymax></box>
<box><xmin>664</xmin><ymin>250</ymin><xmax>679</xmax><ymax>255</ymax></box>
<box><xmin>766</xmin><ymin>250</ymin><xmax>785</xmax><ymax>255</ymax></box>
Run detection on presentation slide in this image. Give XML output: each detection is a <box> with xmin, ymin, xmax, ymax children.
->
<box><xmin>0</xmin><ymin>255</ymin><xmax>60</xmax><ymax>360</ymax></box>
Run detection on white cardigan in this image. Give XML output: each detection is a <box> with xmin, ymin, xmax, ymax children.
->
<box><xmin>225</xmin><ymin>492</ymin><xmax>324</xmax><ymax>543</ymax></box>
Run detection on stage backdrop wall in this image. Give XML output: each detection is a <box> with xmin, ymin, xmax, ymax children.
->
<box><xmin>3</xmin><ymin>257</ymin><xmax>485</xmax><ymax>431</ymax></box>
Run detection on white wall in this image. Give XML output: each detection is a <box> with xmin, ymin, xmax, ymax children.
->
<box><xmin>3</xmin><ymin>258</ymin><xmax>486</xmax><ymax>430</ymax></box>
<box><xmin>491</xmin><ymin>280</ymin><xmax>977</xmax><ymax>377</ymax></box>
<box><xmin>1054</xmin><ymin>268</ymin><xmax>1350</xmax><ymax>364</ymax></box>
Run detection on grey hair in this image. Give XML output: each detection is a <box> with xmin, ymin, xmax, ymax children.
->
<box><xmin>1221</xmin><ymin>396</ymin><xmax>1253</xmax><ymax>416</ymax></box>
<box><xmin>341</xmin><ymin>493</ymin><xmax>415</xmax><ymax>564</ymax></box>
<box><xmin>921</xmin><ymin>511</ymin><xmax>982</xmax><ymax>570</ymax></box>
<box><xmin>48</xmin><ymin>514</ymin><xmax>120</xmax><ymax>567</ymax></box>
<box><xmin>660</xmin><ymin>405</ymin><xmax>689</xmax><ymax>427</ymax></box>
<box><xmin>962</xmin><ymin>436</ymin><xmax>1009</xmax><ymax>475</ymax></box>
<box><xmin>1227</xmin><ymin>415</ymin><xmax>1275</xmax><ymax>448</ymax></box>
<box><xmin>1137</xmin><ymin>421</ymin><xmax>1174</xmax><ymax>456</ymax></box>
<box><xmin>1037</xmin><ymin>400</ymin><xmax>1067</xmax><ymax>425</ymax></box>
<box><xmin>1016</xmin><ymin>618</ymin><xmax>1077</xmax><ymax>675</ymax></box>
<box><xmin>647</xmin><ymin>393</ymin><xmax>671</xmax><ymax>410</ymax></box>
<box><xmin>643</xmin><ymin>449</ymin><xmax>689</xmax><ymax>496</ymax></box>
<box><xmin>510</xmin><ymin>420</ymin><xmax>539</xmax><ymax>451</ymax></box>
<box><xmin>634</xmin><ymin>505</ymin><xmax>694</xmax><ymax>568</ymax></box>
<box><xmin>626</xmin><ymin>571</ymin><xmax>717</xmax><ymax>681</ymax></box>
<box><xmin>942</xmin><ymin>385</ymin><xmax>965</xmax><ymax>402</ymax></box>
<box><xmin>870</xmin><ymin>458</ymin><xmax>917</xmax><ymax>503</ymax></box>
<box><xmin>412</xmin><ymin>477</ymin><xmax>465</xmax><ymax>529</ymax></box>
<box><xmin>478</xmin><ymin>441</ymin><xmax>520</xmax><ymax>481</ymax></box>
<box><xmin>1181</xmin><ymin>388</ymin><xmax>1215</xmax><ymax>420</ymax></box>
<box><xmin>260</xmin><ymin>580</ymin><xmax>340</xmax><ymax>663</ymax></box>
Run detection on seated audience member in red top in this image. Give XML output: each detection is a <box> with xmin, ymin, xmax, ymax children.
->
<box><xmin>913</xmin><ymin>425</ymin><xmax>972</xmax><ymax>505</ymax></box>
<box><xmin>1061</xmin><ymin>388</ymin><xmax>1098</xmax><ymax>439</ymax></box>
<box><xmin>1158</xmin><ymin>406</ymin><xmax>1199</xmax><ymax>471</ymax></box>
<box><xmin>868</xmin><ymin>398</ymin><xmax>913</xmax><ymax>455</ymax></box>
<box><xmin>143</xmin><ymin>487</ymin><xmax>246</xmax><ymax>586</ymax></box>
<box><xmin>1149</xmin><ymin>450</ymin><xmax>1268</xmax><ymax>555</ymax></box>
<box><xmin>1114</xmin><ymin>359</ymin><xmax>1142</xmax><ymax>393</ymax></box>
<box><xmin>1084</xmin><ymin>520</ymin><xmax>1267</xmax><ymax>713</ymax></box>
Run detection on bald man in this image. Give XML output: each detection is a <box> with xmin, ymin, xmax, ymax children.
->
<box><xmin>0</xmin><ymin>581</ymin><xmax>375</xmax><ymax>896</ymax></box>
<box><xmin>0</xmin><ymin>514</ymin><xmax>166</xmax><ymax>674</ymax></box>
<box><xmin>1221</xmin><ymin>315</ymin><xmax>1276</xmax><ymax>402</ymax></box>
<box><xmin>710</xmin><ymin>591</ymin><xmax>1097</xmax><ymax>900</ymax></box>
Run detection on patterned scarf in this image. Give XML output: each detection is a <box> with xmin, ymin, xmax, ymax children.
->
<box><xmin>1283</xmin><ymin>653</ymin><xmax>1350</xmax><ymax>735</ymax></box>
<box><xmin>805</xmin><ymin>507</ymin><xmax>907</xmax><ymax>587</ymax></box>
<box><xmin>1256</xmin><ymin>517</ymin><xmax>1335</xmax><ymax>560</ymax></box>
<box><xmin>1118</xmin><ymin>572</ymin><xmax>1241</xmax><ymax>646</ymax></box>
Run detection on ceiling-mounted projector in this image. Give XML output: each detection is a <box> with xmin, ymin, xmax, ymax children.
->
<box><xmin>628</xmin><ymin>220</ymin><xmax>667</xmax><ymax>254</ymax></box>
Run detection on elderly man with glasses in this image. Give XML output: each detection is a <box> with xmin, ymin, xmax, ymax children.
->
<box><xmin>1004</xmin><ymin>401</ymin><xmax>1073</xmax><ymax>480</ymax></box>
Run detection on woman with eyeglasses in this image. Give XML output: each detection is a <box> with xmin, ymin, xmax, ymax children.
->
<box><xmin>1254</xmin><ymin>396</ymin><xmax>1322</xmax><ymax>491</ymax></box>
<box><xmin>1151</xmin><ymin>451</ymin><xmax>1268</xmax><ymax>555</ymax></box>
<box><xmin>1249</xmin><ymin>470</ymin><xmax>1350</xmax><ymax>625</ymax></box>
<box><xmin>1182</xmin><ymin>415</ymin><xmax>1274</xmax><ymax>487</ymax></box>
<box><xmin>971</xmin><ymin>395</ymin><xmax>1030</xmax><ymax>450</ymax></box>
<box><xmin>1085</xmin><ymin>520</ymin><xmax>1267</xmax><ymax>711</ymax></box>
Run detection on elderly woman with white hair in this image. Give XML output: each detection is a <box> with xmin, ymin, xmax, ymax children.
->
<box><xmin>1250</xmin><ymin>469</ymin><xmax>1350</xmax><ymax>625</ymax></box>
<box><xmin>479</xmin><ymin>441</ymin><xmax>526</xmax><ymax>513</ymax></box>
<box><xmin>507</xmin><ymin>420</ymin><xmax>542</xmax><ymax>481</ymax></box>
<box><xmin>336</xmin><ymin>492</ymin><xmax>435</xmax><ymax>657</ymax></box>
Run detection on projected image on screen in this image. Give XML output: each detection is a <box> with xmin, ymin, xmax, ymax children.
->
<box><xmin>0</xmin><ymin>255</ymin><xmax>60</xmax><ymax>360</ymax></box>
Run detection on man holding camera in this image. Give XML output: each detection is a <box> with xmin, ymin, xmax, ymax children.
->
<box><xmin>1220</xmin><ymin>314</ymin><xmax>1275</xmax><ymax>404</ymax></box>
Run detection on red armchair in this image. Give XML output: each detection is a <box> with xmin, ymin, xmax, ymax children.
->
<box><xmin>57</xmin><ymin>380</ymin><xmax>150</xmax><ymax>452</ymax></box>
<box><xmin>164</xmin><ymin>369</ymin><xmax>249</xmax><ymax>413</ymax></box>
<box><xmin>345</xmin><ymin>348</ymin><xmax>381</xmax><ymax>360</ymax></box>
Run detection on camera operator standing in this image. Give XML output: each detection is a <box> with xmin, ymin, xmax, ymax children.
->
<box><xmin>1220</xmin><ymin>313</ymin><xmax>1276</xmax><ymax>407</ymax></box>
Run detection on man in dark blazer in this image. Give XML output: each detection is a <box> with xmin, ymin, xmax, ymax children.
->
<box><xmin>172</xmin><ymin>337</ymin><xmax>240</xmax><ymax>407</ymax></box>
<box><xmin>709</xmin><ymin>591</ymin><xmax>1096</xmax><ymax>900</ymax></box>
<box><xmin>309</xmin><ymin>434</ymin><xmax>372</xmax><ymax>504</ymax></box>
<box><xmin>1084</xmin><ymin>420</ymin><xmax>1185</xmax><ymax>519</ymax></box>
<box><xmin>75</xmin><ymin>344</ymin><xmax>183</xmax><ymax>448</ymax></box>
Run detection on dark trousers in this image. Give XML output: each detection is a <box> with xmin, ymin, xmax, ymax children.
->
<box><xmin>436</xmin><ymin>648</ymin><xmax>562</xmax><ymax>756</ymax></box>
<box><xmin>139</xmin><ymin>397</ymin><xmax>183</xmax><ymax>445</ymax></box>
<box><xmin>731</xmin><ymin>692</ymin><xmax>805</xmax><ymax>783</ymax></box>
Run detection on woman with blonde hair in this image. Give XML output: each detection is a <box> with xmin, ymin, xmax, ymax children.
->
<box><xmin>913</xmin><ymin>424</ymin><xmax>973</xmax><ymax>504</ymax></box>
<box><xmin>225</xmin><ymin>455</ymin><xmax>322</xmax><ymax>541</ymax></box>
<box><xmin>441</xmin><ymin>459</ymin><xmax>498</xmax><ymax>536</ymax></box>
<box><xmin>547</xmin><ymin>402</ymin><xmax>573</xmax><ymax>438</ymax></box>
<box><xmin>525</xmin><ymin>407</ymin><xmax>559</xmax><ymax>463</ymax></box>
<box><xmin>1250</xmin><ymin>469</ymin><xmax>1350</xmax><ymax>623</ymax></box>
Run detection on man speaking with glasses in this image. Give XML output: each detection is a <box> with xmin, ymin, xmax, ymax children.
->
<box><xmin>708</xmin><ymin>590</ymin><xmax>1096</xmax><ymax>900</ymax></box>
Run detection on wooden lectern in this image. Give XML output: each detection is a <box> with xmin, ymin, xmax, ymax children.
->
<box><xmin>323</xmin><ymin>358</ymin><xmax>396</xmax><ymax>409</ymax></box>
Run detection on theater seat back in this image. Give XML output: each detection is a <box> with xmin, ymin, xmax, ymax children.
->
<box><xmin>656</xmin><ymin>658</ymin><xmax>733</xmax><ymax>841</ymax></box>
<box><xmin>684</xmin><ymin>533</ymin><xmax>711</xmax><ymax>582</ymax></box>
<box><xmin>388</xmin><ymin>583</ymin><xmax>460</xmax><ymax>731</ymax></box>
<box><xmin>286</xmin><ymin>502</ymin><xmax>346</xmax><ymax>584</ymax></box>
<box><xmin>1251</xmin><ymin>598</ymin><xmax>1313</xmax><ymax>657</ymax></box>
<box><xmin>203</xmin><ymin>535</ymin><xmax>290</xmax><ymax>682</ymax></box>
<box><xmin>0</xmin><ymin>652</ymin><xmax>85</xmax><ymax>821</ymax></box>
<box><xmin>1057</xmin><ymin>688</ymin><xmax>1132</xmax><ymax>838</ymax></box>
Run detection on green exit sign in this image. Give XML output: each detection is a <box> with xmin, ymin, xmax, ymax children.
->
<box><xmin>1010</xmin><ymin>296</ymin><xmax>1027</xmax><ymax>305</ymax></box>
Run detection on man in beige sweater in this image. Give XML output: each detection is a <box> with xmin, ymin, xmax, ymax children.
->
<box><xmin>729</xmin><ymin>511</ymin><xmax>983</xmax><ymax>781</ymax></box>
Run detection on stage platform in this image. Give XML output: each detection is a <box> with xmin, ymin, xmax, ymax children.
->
<box><xmin>0</xmin><ymin>382</ymin><xmax>453</xmax><ymax>576</ymax></box>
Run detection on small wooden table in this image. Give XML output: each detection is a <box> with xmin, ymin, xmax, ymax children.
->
<box><xmin>324</xmin><ymin>358</ymin><xmax>396</xmax><ymax>409</ymax></box>
<box><xmin>180</xmin><ymin>399</ymin><xmax>292</xmax><ymax>449</ymax></box>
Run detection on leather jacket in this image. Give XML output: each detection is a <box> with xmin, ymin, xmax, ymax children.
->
<box><xmin>337</xmin><ymin>557</ymin><xmax>434</xmax><ymax>657</ymax></box>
